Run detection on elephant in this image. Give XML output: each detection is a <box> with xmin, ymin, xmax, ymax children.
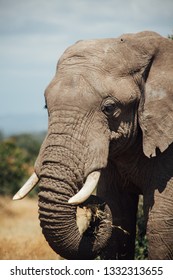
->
<box><xmin>13</xmin><ymin>31</ymin><xmax>173</xmax><ymax>260</ymax></box>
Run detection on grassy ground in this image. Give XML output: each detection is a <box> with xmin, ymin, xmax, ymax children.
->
<box><xmin>0</xmin><ymin>196</ymin><xmax>60</xmax><ymax>260</ymax></box>
<box><xmin>0</xmin><ymin>195</ymin><xmax>147</xmax><ymax>260</ymax></box>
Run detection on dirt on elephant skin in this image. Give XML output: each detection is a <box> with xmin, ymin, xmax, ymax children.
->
<box><xmin>0</xmin><ymin>196</ymin><xmax>61</xmax><ymax>260</ymax></box>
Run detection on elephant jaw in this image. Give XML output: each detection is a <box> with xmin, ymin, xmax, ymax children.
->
<box><xmin>13</xmin><ymin>170</ymin><xmax>100</xmax><ymax>205</ymax></box>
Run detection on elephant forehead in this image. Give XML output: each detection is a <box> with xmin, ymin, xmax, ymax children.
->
<box><xmin>60</xmin><ymin>38</ymin><xmax>117</xmax><ymax>60</ymax></box>
<box><xmin>58</xmin><ymin>38</ymin><xmax>127</xmax><ymax>72</ymax></box>
<box><xmin>46</xmin><ymin>69</ymin><xmax>138</xmax><ymax>111</ymax></box>
<box><xmin>45</xmin><ymin>38</ymin><xmax>141</xmax><ymax>108</ymax></box>
<box><xmin>58</xmin><ymin>37</ymin><xmax>143</xmax><ymax>75</ymax></box>
<box><xmin>45</xmin><ymin>74</ymin><xmax>103</xmax><ymax>111</ymax></box>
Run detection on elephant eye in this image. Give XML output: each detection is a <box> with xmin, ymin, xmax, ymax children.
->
<box><xmin>101</xmin><ymin>98</ymin><xmax>121</xmax><ymax>117</ymax></box>
<box><xmin>103</xmin><ymin>103</ymin><xmax>115</xmax><ymax>115</ymax></box>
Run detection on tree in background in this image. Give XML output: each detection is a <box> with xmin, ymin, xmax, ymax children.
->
<box><xmin>0</xmin><ymin>131</ymin><xmax>4</xmax><ymax>141</ymax></box>
<box><xmin>12</xmin><ymin>133</ymin><xmax>44</xmax><ymax>163</ymax></box>
<box><xmin>0</xmin><ymin>138</ymin><xmax>29</xmax><ymax>195</ymax></box>
<box><xmin>168</xmin><ymin>33</ymin><xmax>173</xmax><ymax>40</ymax></box>
<box><xmin>0</xmin><ymin>132</ymin><xmax>44</xmax><ymax>196</ymax></box>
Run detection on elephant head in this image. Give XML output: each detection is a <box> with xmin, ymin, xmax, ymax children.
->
<box><xmin>14</xmin><ymin>31</ymin><xmax>173</xmax><ymax>259</ymax></box>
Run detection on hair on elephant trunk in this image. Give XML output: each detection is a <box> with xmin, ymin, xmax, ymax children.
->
<box><xmin>38</xmin><ymin>165</ymin><xmax>113</xmax><ymax>259</ymax></box>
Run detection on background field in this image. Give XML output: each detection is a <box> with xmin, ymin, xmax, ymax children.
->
<box><xmin>0</xmin><ymin>195</ymin><xmax>147</xmax><ymax>260</ymax></box>
<box><xmin>0</xmin><ymin>196</ymin><xmax>60</xmax><ymax>260</ymax></box>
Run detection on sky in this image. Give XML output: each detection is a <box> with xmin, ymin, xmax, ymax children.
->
<box><xmin>0</xmin><ymin>0</ymin><xmax>173</xmax><ymax>135</ymax></box>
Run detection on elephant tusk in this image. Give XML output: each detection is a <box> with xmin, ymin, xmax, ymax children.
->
<box><xmin>68</xmin><ymin>171</ymin><xmax>101</xmax><ymax>205</ymax></box>
<box><xmin>13</xmin><ymin>172</ymin><xmax>39</xmax><ymax>200</ymax></box>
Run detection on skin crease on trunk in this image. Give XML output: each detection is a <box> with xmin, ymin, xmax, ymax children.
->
<box><xmin>15</xmin><ymin>31</ymin><xmax>173</xmax><ymax>259</ymax></box>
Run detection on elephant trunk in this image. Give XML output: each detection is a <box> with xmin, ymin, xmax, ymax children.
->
<box><xmin>38</xmin><ymin>176</ymin><xmax>83</xmax><ymax>259</ymax></box>
<box><xmin>38</xmin><ymin>145</ymin><xmax>112</xmax><ymax>259</ymax></box>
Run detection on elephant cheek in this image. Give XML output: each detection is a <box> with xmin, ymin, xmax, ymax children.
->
<box><xmin>84</xmin><ymin>138</ymin><xmax>110</xmax><ymax>176</ymax></box>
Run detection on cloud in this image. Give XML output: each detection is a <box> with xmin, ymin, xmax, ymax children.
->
<box><xmin>1</xmin><ymin>0</ymin><xmax>172</xmax><ymax>67</ymax></box>
<box><xmin>1</xmin><ymin>0</ymin><xmax>172</xmax><ymax>37</ymax></box>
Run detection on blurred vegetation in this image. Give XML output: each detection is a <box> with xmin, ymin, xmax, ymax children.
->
<box><xmin>168</xmin><ymin>33</ymin><xmax>173</xmax><ymax>40</ymax></box>
<box><xmin>0</xmin><ymin>131</ymin><xmax>45</xmax><ymax>196</ymax></box>
<box><xmin>135</xmin><ymin>196</ymin><xmax>148</xmax><ymax>259</ymax></box>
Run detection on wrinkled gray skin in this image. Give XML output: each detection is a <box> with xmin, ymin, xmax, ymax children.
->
<box><xmin>35</xmin><ymin>31</ymin><xmax>173</xmax><ymax>259</ymax></box>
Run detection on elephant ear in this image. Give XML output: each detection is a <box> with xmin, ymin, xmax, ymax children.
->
<box><xmin>138</xmin><ymin>35</ymin><xmax>173</xmax><ymax>157</ymax></box>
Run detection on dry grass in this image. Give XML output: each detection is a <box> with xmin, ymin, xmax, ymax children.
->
<box><xmin>0</xmin><ymin>196</ymin><xmax>61</xmax><ymax>260</ymax></box>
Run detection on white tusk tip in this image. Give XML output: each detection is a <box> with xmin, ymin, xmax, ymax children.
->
<box><xmin>68</xmin><ymin>197</ymin><xmax>78</xmax><ymax>205</ymax></box>
<box><xmin>13</xmin><ymin>193</ymin><xmax>22</xmax><ymax>200</ymax></box>
<box><xmin>12</xmin><ymin>172</ymin><xmax>39</xmax><ymax>201</ymax></box>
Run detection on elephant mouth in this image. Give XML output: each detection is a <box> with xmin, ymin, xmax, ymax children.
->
<box><xmin>76</xmin><ymin>195</ymin><xmax>112</xmax><ymax>234</ymax></box>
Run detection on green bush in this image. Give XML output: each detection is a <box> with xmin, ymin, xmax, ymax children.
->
<box><xmin>0</xmin><ymin>132</ymin><xmax>45</xmax><ymax>196</ymax></box>
<box><xmin>0</xmin><ymin>138</ymin><xmax>29</xmax><ymax>195</ymax></box>
<box><xmin>135</xmin><ymin>196</ymin><xmax>148</xmax><ymax>259</ymax></box>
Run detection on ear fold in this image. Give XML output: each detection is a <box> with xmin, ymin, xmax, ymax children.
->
<box><xmin>138</xmin><ymin>35</ymin><xmax>173</xmax><ymax>157</ymax></box>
